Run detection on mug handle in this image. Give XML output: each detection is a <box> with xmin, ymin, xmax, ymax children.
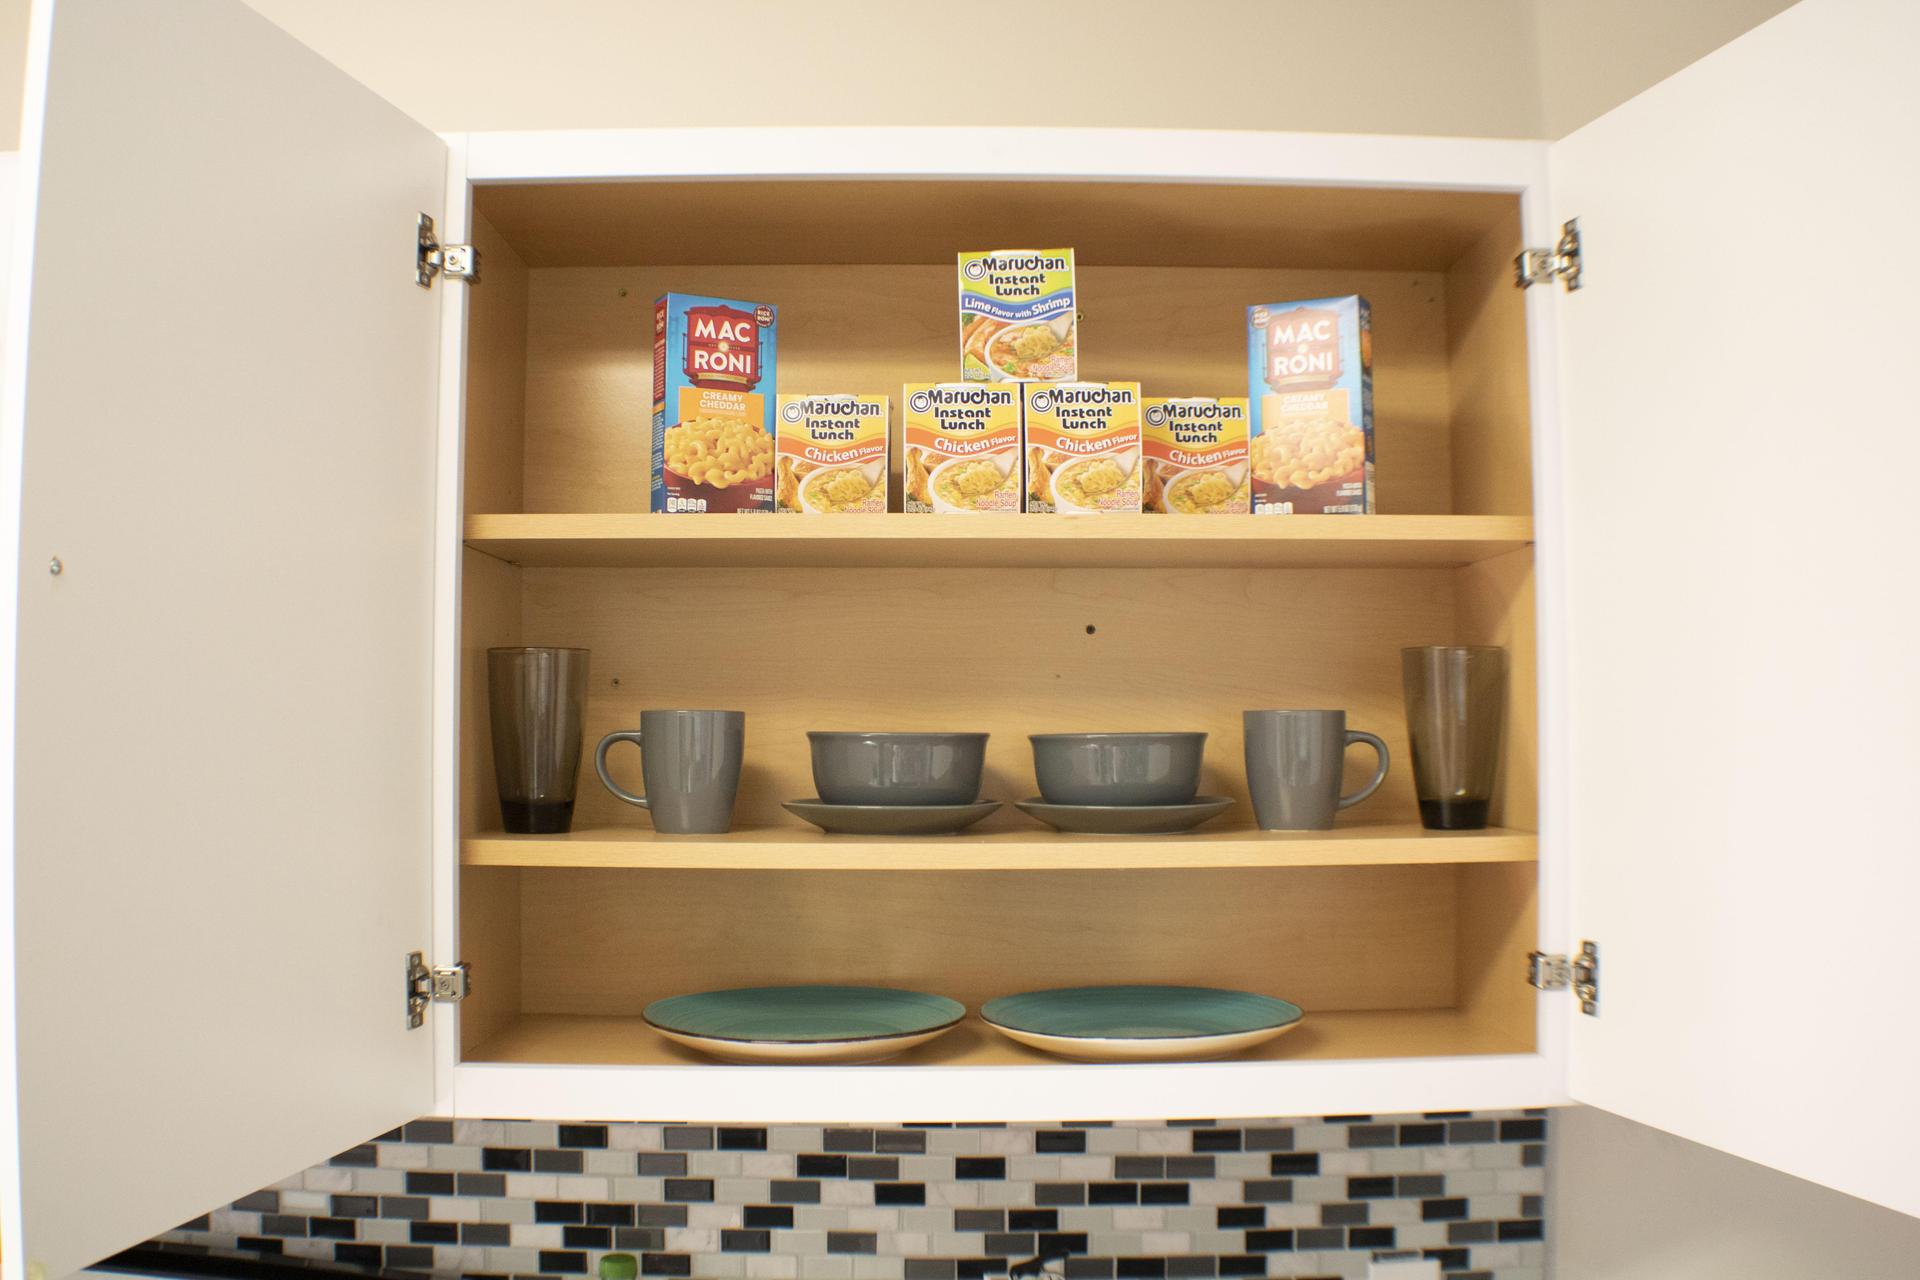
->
<box><xmin>595</xmin><ymin>729</ymin><xmax>650</xmax><ymax>809</ymax></box>
<box><xmin>1337</xmin><ymin>730</ymin><xmax>1390</xmax><ymax>810</ymax></box>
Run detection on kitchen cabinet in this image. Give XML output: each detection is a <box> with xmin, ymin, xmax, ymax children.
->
<box><xmin>2</xmin><ymin>0</ymin><xmax>1914</xmax><ymax>1276</ymax></box>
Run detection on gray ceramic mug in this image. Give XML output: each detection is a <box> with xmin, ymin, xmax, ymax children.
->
<box><xmin>1243</xmin><ymin>710</ymin><xmax>1389</xmax><ymax>831</ymax></box>
<box><xmin>596</xmin><ymin>710</ymin><xmax>745</xmax><ymax>834</ymax></box>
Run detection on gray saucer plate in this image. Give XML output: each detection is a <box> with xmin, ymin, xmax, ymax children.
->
<box><xmin>783</xmin><ymin>798</ymin><xmax>1001</xmax><ymax>836</ymax></box>
<box><xmin>1014</xmin><ymin>795</ymin><xmax>1234</xmax><ymax>835</ymax></box>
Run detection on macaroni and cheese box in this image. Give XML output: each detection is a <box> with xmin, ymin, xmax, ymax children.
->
<box><xmin>901</xmin><ymin>383</ymin><xmax>1022</xmax><ymax>513</ymax></box>
<box><xmin>1246</xmin><ymin>296</ymin><xmax>1373</xmax><ymax>515</ymax></box>
<box><xmin>1023</xmin><ymin>382</ymin><xmax>1143</xmax><ymax>514</ymax></box>
<box><xmin>1142</xmin><ymin>397</ymin><xmax>1251</xmax><ymax>515</ymax></box>
<box><xmin>652</xmin><ymin>292</ymin><xmax>779</xmax><ymax>513</ymax></box>
<box><xmin>775</xmin><ymin>395</ymin><xmax>890</xmax><ymax>514</ymax></box>
<box><xmin>958</xmin><ymin>249</ymin><xmax>1077</xmax><ymax>383</ymax></box>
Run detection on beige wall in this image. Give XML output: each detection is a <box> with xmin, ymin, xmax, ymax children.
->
<box><xmin>1554</xmin><ymin>1107</ymin><xmax>1920</xmax><ymax>1279</ymax></box>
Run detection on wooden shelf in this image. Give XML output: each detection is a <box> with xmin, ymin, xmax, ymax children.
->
<box><xmin>460</xmin><ymin>823</ymin><xmax>1536</xmax><ymax>871</ymax></box>
<box><xmin>465</xmin><ymin>513</ymin><xmax>1533</xmax><ymax>570</ymax></box>
<box><xmin>467</xmin><ymin>1009</ymin><xmax>1531</xmax><ymax>1068</ymax></box>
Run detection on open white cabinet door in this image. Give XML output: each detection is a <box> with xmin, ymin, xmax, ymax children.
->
<box><xmin>2</xmin><ymin>2</ymin><xmax>446</xmax><ymax>1275</ymax></box>
<box><xmin>1554</xmin><ymin>0</ymin><xmax>1920</xmax><ymax>1218</ymax></box>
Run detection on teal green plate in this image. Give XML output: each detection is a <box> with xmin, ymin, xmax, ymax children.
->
<box><xmin>644</xmin><ymin>985</ymin><xmax>966</xmax><ymax>1064</ymax></box>
<box><xmin>980</xmin><ymin>985</ymin><xmax>1304</xmax><ymax>1062</ymax></box>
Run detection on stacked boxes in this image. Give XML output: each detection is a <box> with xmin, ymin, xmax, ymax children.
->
<box><xmin>958</xmin><ymin>249</ymin><xmax>1077</xmax><ymax>383</ymax></box>
<box><xmin>1023</xmin><ymin>383</ymin><xmax>1143</xmax><ymax>514</ymax></box>
<box><xmin>775</xmin><ymin>395</ymin><xmax>890</xmax><ymax>514</ymax></box>
<box><xmin>901</xmin><ymin>384</ymin><xmax>1023</xmax><ymax>513</ymax></box>
<box><xmin>1142</xmin><ymin>397</ymin><xmax>1251</xmax><ymax>514</ymax></box>
<box><xmin>1246</xmin><ymin>295</ymin><xmax>1373</xmax><ymax>514</ymax></box>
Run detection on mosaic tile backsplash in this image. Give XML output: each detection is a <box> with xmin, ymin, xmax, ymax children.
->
<box><xmin>151</xmin><ymin>1111</ymin><xmax>1547</xmax><ymax>1280</ymax></box>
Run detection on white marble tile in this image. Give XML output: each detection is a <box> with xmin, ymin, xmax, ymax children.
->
<box><xmin>349</xmin><ymin>1168</ymin><xmax>406</xmax><ymax>1194</ymax></box>
<box><xmin>667</xmin><ymin>1227</ymin><xmax>721</xmax><ymax>1252</ymax></box>
<box><xmin>428</xmin><ymin>1195</ymin><xmax>480</xmax><ymax>1223</ymax></box>
<box><xmin>745</xmin><ymin>1254</ymin><xmax>800</xmax><ymax>1279</ymax></box>
<box><xmin>300</xmin><ymin>1167</ymin><xmax>353</xmax><ymax>1192</ymax></box>
<box><xmin>801</xmin><ymin>1257</ymin><xmax>855</xmax><ymax>1280</ymax></box>
<box><xmin>611</xmin><ymin>1123</ymin><xmax>667</xmax><ymax>1151</ymax></box>
<box><xmin>503</xmin><ymin>1173</ymin><xmax>558</xmax><ymax>1200</ymax></box>
<box><xmin>508</xmin><ymin>1222</ymin><xmax>564</xmax><ymax>1248</ymax></box>
<box><xmin>377</xmin><ymin>1143</ymin><xmax>430</xmax><ymax>1169</ymax></box>
<box><xmin>453</xmin><ymin>1119</ymin><xmax>507</xmax><ymax>1146</ymax></box>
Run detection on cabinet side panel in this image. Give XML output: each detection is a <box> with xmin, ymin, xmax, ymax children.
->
<box><xmin>460</xmin><ymin>548</ymin><xmax>522</xmax><ymax>836</ymax></box>
<box><xmin>1444</xmin><ymin>205</ymin><xmax>1532</xmax><ymax>516</ymax></box>
<box><xmin>458</xmin><ymin>866</ymin><xmax>522</xmax><ymax>1057</ymax></box>
<box><xmin>1455</xmin><ymin>860</ymin><xmax>1538</xmax><ymax>1051</ymax></box>
<box><xmin>462</xmin><ymin>212</ymin><xmax>529</xmax><ymax>515</ymax></box>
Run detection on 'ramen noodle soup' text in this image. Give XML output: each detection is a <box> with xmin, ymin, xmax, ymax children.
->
<box><xmin>1023</xmin><ymin>382</ymin><xmax>1143</xmax><ymax>514</ymax></box>
<box><xmin>1246</xmin><ymin>295</ymin><xmax>1373</xmax><ymax>515</ymax></box>
<box><xmin>902</xmin><ymin>383</ymin><xmax>1022</xmax><ymax>513</ymax></box>
<box><xmin>776</xmin><ymin>394</ymin><xmax>890</xmax><ymax>514</ymax></box>
<box><xmin>652</xmin><ymin>292</ymin><xmax>779</xmax><ymax>513</ymax></box>
<box><xmin>1142</xmin><ymin>396</ymin><xmax>1250</xmax><ymax>515</ymax></box>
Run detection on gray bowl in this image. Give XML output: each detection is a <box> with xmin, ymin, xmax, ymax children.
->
<box><xmin>1029</xmin><ymin>732</ymin><xmax>1207</xmax><ymax>807</ymax></box>
<box><xmin>808</xmin><ymin>732</ymin><xmax>989</xmax><ymax>806</ymax></box>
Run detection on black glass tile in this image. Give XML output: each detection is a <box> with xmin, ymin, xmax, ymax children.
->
<box><xmin>957</xmin><ymin>1157</ymin><xmax>1007</xmax><ymax>1180</ymax></box>
<box><xmin>744</xmin><ymin>1205</ymin><xmax>795</xmax><ymax>1229</ymax></box>
<box><xmin>176</xmin><ymin>1216</ymin><xmax>210</xmax><ymax>1232</ymax></box>
<box><xmin>907</xmin><ymin>1262</ymin><xmax>958</xmax><ymax>1280</ymax></box>
<box><xmin>663</xmin><ymin>1126</ymin><xmax>714</xmax><ymax>1150</ymax></box>
<box><xmin>1038</xmin><ymin>1233</ymin><xmax>1090</xmax><ymax>1256</ymax></box>
<box><xmin>1422</xmin><ymin>1248</ymin><xmax>1470</xmax><ymax>1271</ymax></box>
<box><xmin>875</xmin><ymin>1183</ymin><xmax>926</xmax><ymax>1205</ymax></box>
<box><xmin>482</xmin><ymin>1147</ymin><xmax>532</xmax><ymax>1171</ymax></box>
<box><xmin>617</xmin><ymin>1227</ymin><xmax>668</xmax><ymax>1251</ymax></box>
<box><xmin>1521</xmin><ymin>1194</ymin><xmax>1544</xmax><ymax>1218</ymax></box>
<box><xmin>236</xmin><ymin>1238</ymin><xmax>282</xmax><ymax>1255</ymax></box>
<box><xmin>586</xmin><ymin>1202</ymin><xmax>637</xmax><ymax>1227</ymax></box>
<box><xmin>1217</xmin><ymin>1258</ymin><xmax>1265</xmax><ymax>1278</ymax></box>
<box><xmin>955</xmin><ymin>1209</ymin><xmax>1006</xmax><ymax>1231</ymax></box>
<box><xmin>458</xmin><ymin>1172</ymin><xmax>507</xmax><ymax>1197</ymax></box>
<box><xmin>1245</xmin><ymin>1230</ymin><xmax>1295</xmax><ymax>1252</ymax></box>
<box><xmin>664</xmin><ymin>1179</ymin><xmax>715</xmax><ymax>1202</ymax></box>
<box><xmin>1270</xmin><ymin>1154</ymin><xmax>1320</xmax><ymax>1176</ymax></box>
<box><xmin>642</xmin><ymin>1254</ymin><xmax>693</xmax><ymax>1277</ymax></box>
<box><xmin>1190</xmin><ymin>1130</ymin><xmax>1242</xmax><ymax>1152</ymax></box>
<box><xmin>261</xmin><ymin>1215</ymin><xmax>307</xmax><ymax>1237</ymax></box>
<box><xmin>1010</xmin><ymin>1209</ymin><xmax>1059</xmax><ymax>1231</ymax></box>
<box><xmin>1424</xmin><ymin>1110</ymin><xmax>1473</xmax><ymax>1119</ymax></box>
<box><xmin>334</xmin><ymin>1244</ymin><xmax>382</xmax><ymax>1267</ymax></box>
<box><xmin>372</xmin><ymin>1126</ymin><xmax>405</xmax><ymax>1143</ymax></box>
<box><xmin>1347</xmin><ymin>1176</ymin><xmax>1396</xmax><ymax>1199</ymax></box>
<box><xmin>1447</xmin><ymin>1221</ymin><xmax>1495</xmax><ymax>1244</ymax></box>
<box><xmin>1422</xmin><ymin>1198</ymin><xmax>1469</xmax><ymax>1221</ymax></box>
<box><xmin>831</xmin><ymin>1231</ymin><xmax>881</xmax><ymax>1255</ymax></box>
<box><xmin>403</xmin><ymin>1119</ymin><xmax>453</xmax><ymax>1144</ymax></box>
<box><xmin>1295</xmin><ymin>1228</ymin><xmax>1344</xmax><ymax>1249</ymax></box>
<box><xmin>1499</xmin><ymin>1219</ymin><xmax>1545</xmax><ymax>1241</ymax></box>
<box><xmin>638</xmin><ymin>1153</ymin><xmax>689</xmax><ymax>1176</ymax></box>
<box><xmin>1064</xmin><ymin>1259</ymin><xmax>1114</xmax><ymax>1280</ymax></box>
<box><xmin>1089</xmin><ymin>1183</ymin><xmax>1138</xmax><ymax>1205</ymax></box>
<box><xmin>536</xmin><ymin>1201</ymin><xmax>586</xmax><ymax>1224</ymax></box>
<box><xmin>1061</xmin><ymin>1121</ymin><xmax>1114</xmax><ymax>1129</ymax></box>
<box><xmin>637</xmin><ymin>1205</ymin><xmax>691</xmax><ymax>1226</ymax></box>
<box><xmin>1522</xmin><ymin>1144</ymin><xmax>1546</xmax><ymax>1168</ymax></box>
<box><xmin>850</xmin><ymin>1156</ymin><xmax>901</xmax><ymax>1179</ymax></box>
<box><xmin>540</xmin><ymin>1250</ymin><xmax>589</xmax><ymax>1275</ymax></box>
<box><xmin>799</xmin><ymin>1155</ymin><xmax>850</xmax><ymax>1177</ymax></box>
<box><xmin>1243</xmin><ymin>1128</ymin><xmax>1293</xmax><ymax>1152</ymax></box>
<box><xmin>1320</xmin><ymin>1204</ymin><xmax>1369</xmax><ymax>1226</ymax></box>
<box><xmin>1166</xmin><ymin>1157</ymin><xmax>1216</xmax><ymax>1178</ymax></box>
<box><xmin>233</xmin><ymin>1191</ymin><xmax>279</xmax><ymax>1213</ymax></box>
<box><xmin>1324</xmin><ymin>1115</ymin><xmax>1373</xmax><ymax>1124</ymax></box>
<box><xmin>1446</xmin><ymin>1121</ymin><xmax>1495</xmax><ymax>1144</ymax></box>
<box><xmin>1217</xmin><ymin>1207</ymin><xmax>1264</xmax><ymax>1228</ymax></box>
<box><xmin>877</xmin><ymin>1130</ymin><xmax>928</xmax><ymax>1153</ymax></box>
<box><xmin>405</xmin><ymin>1171</ymin><xmax>454</xmax><ymax>1196</ymax></box>
<box><xmin>1169</xmin><ymin>1119</ymin><xmax>1216</xmax><ymax>1128</ymax></box>
<box><xmin>722</xmin><ymin>1229</ymin><xmax>772</xmax><ymax>1252</ymax></box>
<box><xmin>1038</xmin><ymin>1131</ymin><xmax>1088</xmax><ymax>1153</ymax></box>
<box><xmin>1116</xmin><ymin>1258</ymin><xmax>1166</xmax><ymax>1278</ymax></box>
<box><xmin>825</xmin><ymin>1128</ymin><xmax>876</xmax><ymax>1152</ymax></box>
<box><xmin>409</xmin><ymin>1222</ymin><xmax>458</xmax><ymax>1245</ymax></box>
<box><xmin>1348</xmin><ymin>1227</ymin><xmax>1396</xmax><ymax>1248</ymax></box>
<box><xmin>720</xmin><ymin>1127</ymin><xmax>769</xmax><ymax>1151</ymax></box>
<box><xmin>958</xmin><ymin>1260</ymin><xmax>998</xmax><ymax>1280</ymax></box>
<box><xmin>1115</xmin><ymin>1157</ymin><xmax>1165</xmax><ymax>1178</ymax></box>
<box><xmin>309</xmin><ymin>1218</ymin><xmax>356</xmax><ymax>1240</ymax></box>
<box><xmin>463</xmin><ymin>1223</ymin><xmax>510</xmax><ymax>1246</ymax></box>
<box><xmin>556</xmin><ymin>1124</ymin><xmax>609</xmax><ymax>1149</ymax></box>
<box><xmin>770</xmin><ymin>1180</ymin><xmax>822</xmax><ymax>1204</ymax></box>
<box><xmin>329</xmin><ymin>1145</ymin><xmax>377</xmax><ymax>1168</ymax></box>
<box><xmin>1398</xmin><ymin>1124</ymin><xmax>1447</xmax><ymax>1146</ymax></box>
<box><xmin>1397</xmin><ymin>1175</ymin><xmax>1445</xmax><ymax>1197</ymax></box>
<box><xmin>1349</xmin><ymin>1126</ymin><xmax>1397</xmax><ymax>1148</ymax></box>
<box><xmin>1165</xmin><ymin>1258</ymin><xmax>1216</xmax><ymax>1279</ymax></box>
<box><xmin>330</xmin><ymin>1195</ymin><xmax>379</xmax><ymax>1219</ymax></box>
<box><xmin>536</xmin><ymin>1149</ymin><xmax>585</xmax><ymax>1173</ymax></box>
<box><xmin>1242</xmin><ymin>1179</ymin><xmax>1292</xmax><ymax>1203</ymax></box>
<box><xmin>1500</xmin><ymin>1119</ymin><xmax>1546</xmax><ymax>1143</ymax></box>
<box><xmin>1036</xmin><ymin>1183</ymin><xmax>1087</xmax><ymax>1206</ymax></box>
<box><xmin>1141</xmin><ymin>1184</ymin><xmax>1188</xmax><ymax>1205</ymax></box>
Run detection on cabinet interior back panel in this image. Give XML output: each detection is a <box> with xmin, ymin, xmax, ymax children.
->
<box><xmin>512</xmin><ymin>264</ymin><xmax>1453</xmax><ymax>515</ymax></box>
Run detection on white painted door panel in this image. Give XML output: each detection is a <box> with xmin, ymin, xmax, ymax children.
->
<box><xmin>4</xmin><ymin>2</ymin><xmax>443</xmax><ymax>1275</ymax></box>
<box><xmin>1554</xmin><ymin>0</ymin><xmax>1920</xmax><ymax>1217</ymax></box>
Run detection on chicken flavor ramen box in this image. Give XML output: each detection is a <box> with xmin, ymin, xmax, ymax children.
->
<box><xmin>775</xmin><ymin>395</ymin><xmax>890</xmax><ymax>514</ymax></box>
<box><xmin>1024</xmin><ymin>382</ymin><xmax>1143</xmax><ymax>514</ymax></box>
<box><xmin>902</xmin><ymin>383</ymin><xmax>1022</xmax><ymax>513</ymax></box>
<box><xmin>1142</xmin><ymin>397</ymin><xmax>1251</xmax><ymax>515</ymax></box>
<box><xmin>1246</xmin><ymin>295</ymin><xmax>1373</xmax><ymax>514</ymax></box>
<box><xmin>652</xmin><ymin>292</ymin><xmax>779</xmax><ymax>513</ymax></box>
<box><xmin>959</xmin><ymin>249</ymin><xmax>1077</xmax><ymax>383</ymax></box>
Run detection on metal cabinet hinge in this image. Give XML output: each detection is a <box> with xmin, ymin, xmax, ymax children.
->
<box><xmin>1515</xmin><ymin>218</ymin><xmax>1582</xmax><ymax>291</ymax></box>
<box><xmin>406</xmin><ymin>951</ymin><xmax>471</xmax><ymax>1029</ymax></box>
<box><xmin>417</xmin><ymin>212</ymin><xmax>481</xmax><ymax>288</ymax></box>
<box><xmin>1528</xmin><ymin>941</ymin><xmax>1599</xmax><ymax>1015</ymax></box>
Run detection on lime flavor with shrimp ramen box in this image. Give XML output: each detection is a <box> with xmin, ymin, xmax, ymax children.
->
<box><xmin>1023</xmin><ymin>382</ymin><xmax>1143</xmax><ymax>514</ymax></box>
<box><xmin>959</xmin><ymin>249</ymin><xmax>1077</xmax><ymax>382</ymax></box>
<box><xmin>1246</xmin><ymin>295</ymin><xmax>1373</xmax><ymax>514</ymax></box>
<box><xmin>902</xmin><ymin>383</ymin><xmax>1023</xmax><ymax>513</ymax></box>
<box><xmin>652</xmin><ymin>292</ymin><xmax>779</xmax><ymax>513</ymax></box>
<box><xmin>775</xmin><ymin>395</ymin><xmax>890</xmax><ymax>513</ymax></box>
<box><xmin>1142</xmin><ymin>397</ymin><xmax>1251</xmax><ymax>514</ymax></box>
